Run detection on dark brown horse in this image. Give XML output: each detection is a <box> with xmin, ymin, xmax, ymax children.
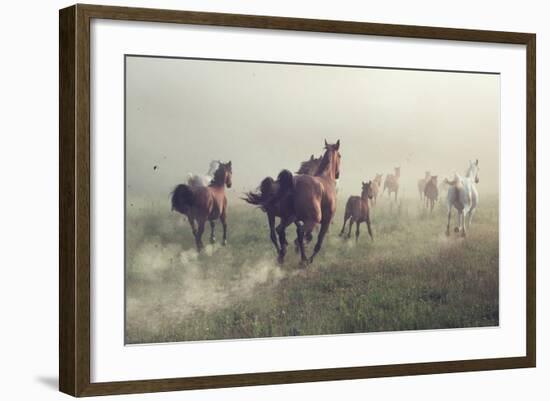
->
<box><xmin>243</xmin><ymin>154</ymin><xmax>320</xmax><ymax>258</ymax></box>
<box><xmin>171</xmin><ymin>162</ymin><xmax>232</xmax><ymax>251</ymax></box>
<box><xmin>424</xmin><ymin>175</ymin><xmax>439</xmax><ymax>212</ymax></box>
<box><xmin>339</xmin><ymin>181</ymin><xmax>374</xmax><ymax>242</ymax></box>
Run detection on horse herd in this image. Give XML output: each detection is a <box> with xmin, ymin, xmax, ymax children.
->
<box><xmin>171</xmin><ymin>140</ymin><xmax>480</xmax><ymax>266</ymax></box>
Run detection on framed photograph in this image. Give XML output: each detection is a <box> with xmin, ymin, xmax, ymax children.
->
<box><xmin>59</xmin><ymin>4</ymin><xmax>536</xmax><ymax>397</ymax></box>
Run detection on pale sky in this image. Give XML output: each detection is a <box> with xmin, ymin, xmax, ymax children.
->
<box><xmin>125</xmin><ymin>56</ymin><xmax>499</xmax><ymax>199</ymax></box>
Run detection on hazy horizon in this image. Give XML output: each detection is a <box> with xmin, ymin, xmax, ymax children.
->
<box><xmin>125</xmin><ymin>56</ymin><xmax>500</xmax><ymax>200</ymax></box>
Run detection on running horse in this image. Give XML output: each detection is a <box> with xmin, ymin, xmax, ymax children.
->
<box><xmin>424</xmin><ymin>175</ymin><xmax>439</xmax><ymax>213</ymax></box>
<box><xmin>444</xmin><ymin>159</ymin><xmax>479</xmax><ymax>237</ymax></box>
<box><xmin>383</xmin><ymin>166</ymin><xmax>401</xmax><ymax>201</ymax></box>
<box><xmin>339</xmin><ymin>181</ymin><xmax>374</xmax><ymax>242</ymax></box>
<box><xmin>245</xmin><ymin>140</ymin><xmax>341</xmax><ymax>265</ymax></box>
<box><xmin>370</xmin><ymin>173</ymin><xmax>383</xmax><ymax>206</ymax></box>
<box><xmin>171</xmin><ymin>161</ymin><xmax>232</xmax><ymax>251</ymax></box>
<box><xmin>417</xmin><ymin>171</ymin><xmax>430</xmax><ymax>201</ymax></box>
<box><xmin>243</xmin><ymin>154</ymin><xmax>321</xmax><ymax>259</ymax></box>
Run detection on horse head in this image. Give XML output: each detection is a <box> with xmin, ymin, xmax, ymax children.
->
<box><xmin>467</xmin><ymin>159</ymin><xmax>480</xmax><ymax>184</ymax></box>
<box><xmin>322</xmin><ymin>139</ymin><xmax>341</xmax><ymax>179</ymax></box>
<box><xmin>211</xmin><ymin>161</ymin><xmax>232</xmax><ymax>188</ymax></box>
<box><xmin>362</xmin><ymin>180</ymin><xmax>374</xmax><ymax>199</ymax></box>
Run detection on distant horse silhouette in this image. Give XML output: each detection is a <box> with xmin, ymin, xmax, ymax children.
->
<box><xmin>172</xmin><ymin>161</ymin><xmax>232</xmax><ymax>251</ymax></box>
<box><xmin>424</xmin><ymin>175</ymin><xmax>439</xmax><ymax>213</ymax></box>
<box><xmin>339</xmin><ymin>181</ymin><xmax>374</xmax><ymax>242</ymax></box>
<box><xmin>383</xmin><ymin>166</ymin><xmax>401</xmax><ymax>201</ymax></box>
<box><xmin>187</xmin><ymin>160</ymin><xmax>220</xmax><ymax>188</ymax></box>
<box><xmin>417</xmin><ymin>171</ymin><xmax>430</xmax><ymax>201</ymax></box>
<box><xmin>444</xmin><ymin>160</ymin><xmax>479</xmax><ymax>237</ymax></box>
<box><xmin>370</xmin><ymin>173</ymin><xmax>383</xmax><ymax>206</ymax></box>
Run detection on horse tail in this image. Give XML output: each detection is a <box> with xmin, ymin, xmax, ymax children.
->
<box><xmin>171</xmin><ymin>184</ymin><xmax>194</xmax><ymax>215</ymax></box>
<box><xmin>277</xmin><ymin>169</ymin><xmax>294</xmax><ymax>193</ymax></box>
<box><xmin>243</xmin><ymin>176</ymin><xmax>276</xmax><ymax>208</ymax></box>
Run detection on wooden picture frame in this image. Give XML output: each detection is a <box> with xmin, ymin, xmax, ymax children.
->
<box><xmin>59</xmin><ymin>3</ymin><xmax>536</xmax><ymax>397</ymax></box>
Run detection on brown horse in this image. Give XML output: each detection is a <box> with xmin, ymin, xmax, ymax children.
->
<box><xmin>243</xmin><ymin>154</ymin><xmax>323</xmax><ymax>257</ymax></box>
<box><xmin>292</xmin><ymin>140</ymin><xmax>341</xmax><ymax>265</ymax></box>
<box><xmin>370</xmin><ymin>173</ymin><xmax>383</xmax><ymax>206</ymax></box>
<box><xmin>383</xmin><ymin>166</ymin><xmax>401</xmax><ymax>201</ymax></box>
<box><xmin>245</xmin><ymin>140</ymin><xmax>341</xmax><ymax>265</ymax></box>
<box><xmin>339</xmin><ymin>181</ymin><xmax>374</xmax><ymax>242</ymax></box>
<box><xmin>417</xmin><ymin>171</ymin><xmax>430</xmax><ymax>201</ymax></box>
<box><xmin>424</xmin><ymin>175</ymin><xmax>439</xmax><ymax>212</ymax></box>
<box><xmin>171</xmin><ymin>162</ymin><xmax>232</xmax><ymax>251</ymax></box>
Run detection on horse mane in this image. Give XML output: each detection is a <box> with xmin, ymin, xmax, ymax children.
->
<box><xmin>296</xmin><ymin>156</ymin><xmax>320</xmax><ymax>175</ymax></box>
<box><xmin>210</xmin><ymin>164</ymin><xmax>226</xmax><ymax>186</ymax></box>
<box><xmin>315</xmin><ymin>150</ymin><xmax>332</xmax><ymax>176</ymax></box>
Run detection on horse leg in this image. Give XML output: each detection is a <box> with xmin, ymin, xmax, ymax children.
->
<box><xmin>295</xmin><ymin>221</ymin><xmax>307</xmax><ymax>265</ymax></box>
<box><xmin>347</xmin><ymin>217</ymin><xmax>354</xmax><ymax>239</ymax></box>
<box><xmin>195</xmin><ymin>218</ymin><xmax>206</xmax><ymax>251</ymax></box>
<box><xmin>467</xmin><ymin>206</ymin><xmax>476</xmax><ymax>228</ymax></box>
<box><xmin>445</xmin><ymin>208</ymin><xmax>452</xmax><ymax>236</ymax></box>
<box><xmin>276</xmin><ymin>218</ymin><xmax>293</xmax><ymax>264</ymax></box>
<box><xmin>355</xmin><ymin>220</ymin><xmax>361</xmax><ymax>242</ymax></box>
<box><xmin>209</xmin><ymin>220</ymin><xmax>216</xmax><ymax>244</ymax></box>
<box><xmin>460</xmin><ymin>210</ymin><xmax>467</xmax><ymax>237</ymax></box>
<box><xmin>309</xmin><ymin>219</ymin><xmax>330</xmax><ymax>264</ymax></box>
<box><xmin>339</xmin><ymin>215</ymin><xmax>349</xmax><ymax>237</ymax></box>
<box><xmin>220</xmin><ymin>210</ymin><xmax>228</xmax><ymax>246</ymax></box>
<box><xmin>188</xmin><ymin>216</ymin><xmax>198</xmax><ymax>238</ymax></box>
<box><xmin>366</xmin><ymin>215</ymin><xmax>373</xmax><ymax>241</ymax></box>
<box><xmin>268</xmin><ymin>213</ymin><xmax>280</xmax><ymax>254</ymax></box>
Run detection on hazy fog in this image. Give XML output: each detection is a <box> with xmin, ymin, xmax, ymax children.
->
<box><xmin>126</xmin><ymin>56</ymin><xmax>499</xmax><ymax>199</ymax></box>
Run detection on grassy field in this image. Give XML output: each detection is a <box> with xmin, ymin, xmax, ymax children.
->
<box><xmin>125</xmin><ymin>194</ymin><xmax>499</xmax><ymax>344</ymax></box>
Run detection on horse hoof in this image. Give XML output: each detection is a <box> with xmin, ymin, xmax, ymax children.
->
<box><xmin>454</xmin><ymin>227</ymin><xmax>459</xmax><ymax>233</ymax></box>
<box><xmin>277</xmin><ymin>255</ymin><xmax>285</xmax><ymax>265</ymax></box>
<box><xmin>461</xmin><ymin>231</ymin><xmax>466</xmax><ymax>238</ymax></box>
<box><xmin>222</xmin><ymin>240</ymin><xmax>227</xmax><ymax>246</ymax></box>
<box><xmin>210</xmin><ymin>237</ymin><xmax>216</xmax><ymax>244</ymax></box>
<box><xmin>299</xmin><ymin>259</ymin><xmax>309</xmax><ymax>268</ymax></box>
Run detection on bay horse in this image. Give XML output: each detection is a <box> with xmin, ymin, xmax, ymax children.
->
<box><xmin>383</xmin><ymin>166</ymin><xmax>401</xmax><ymax>201</ymax></box>
<box><xmin>417</xmin><ymin>171</ymin><xmax>430</xmax><ymax>201</ymax></box>
<box><xmin>424</xmin><ymin>175</ymin><xmax>439</xmax><ymax>212</ymax></box>
<box><xmin>292</xmin><ymin>140</ymin><xmax>341</xmax><ymax>265</ymax></box>
<box><xmin>245</xmin><ymin>140</ymin><xmax>341</xmax><ymax>265</ymax></box>
<box><xmin>243</xmin><ymin>154</ymin><xmax>321</xmax><ymax>258</ymax></box>
<box><xmin>444</xmin><ymin>160</ymin><xmax>479</xmax><ymax>237</ymax></box>
<box><xmin>171</xmin><ymin>161</ymin><xmax>232</xmax><ymax>251</ymax></box>
<box><xmin>339</xmin><ymin>181</ymin><xmax>374</xmax><ymax>242</ymax></box>
<box><xmin>370</xmin><ymin>173</ymin><xmax>383</xmax><ymax>206</ymax></box>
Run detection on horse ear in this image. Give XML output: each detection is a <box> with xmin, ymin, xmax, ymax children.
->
<box><xmin>310</xmin><ymin>154</ymin><xmax>314</xmax><ymax>160</ymax></box>
<box><xmin>475</xmin><ymin>159</ymin><xmax>479</xmax><ymax>165</ymax></box>
<box><xmin>324</xmin><ymin>139</ymin><xmax>328</xmax><ymax>148</ymax></box>
<box><xmin>227</xmin><ymin>161</ymin><xmax>232</xmax><ymax>168</ymax></box>
<box><xmin>335</xmin><ymin>139</ymin><xmax>340</xmax><ymax>150</ymax></box>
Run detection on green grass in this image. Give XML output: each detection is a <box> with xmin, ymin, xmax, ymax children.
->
<box><xmin>125</xmin><ymin>194</ymin><xmax>499</xmax><ymax>344</ymax></box>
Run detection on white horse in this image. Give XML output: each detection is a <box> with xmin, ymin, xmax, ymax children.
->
<box><xmin>187</xmin><ymin>160</ymin><xmax>220</xmax><ymax>188</ymax></box>
<box><xmin>444</xmin><ymin>159</ymin><xmax>479</xmax><ymax>237</ymax></box>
